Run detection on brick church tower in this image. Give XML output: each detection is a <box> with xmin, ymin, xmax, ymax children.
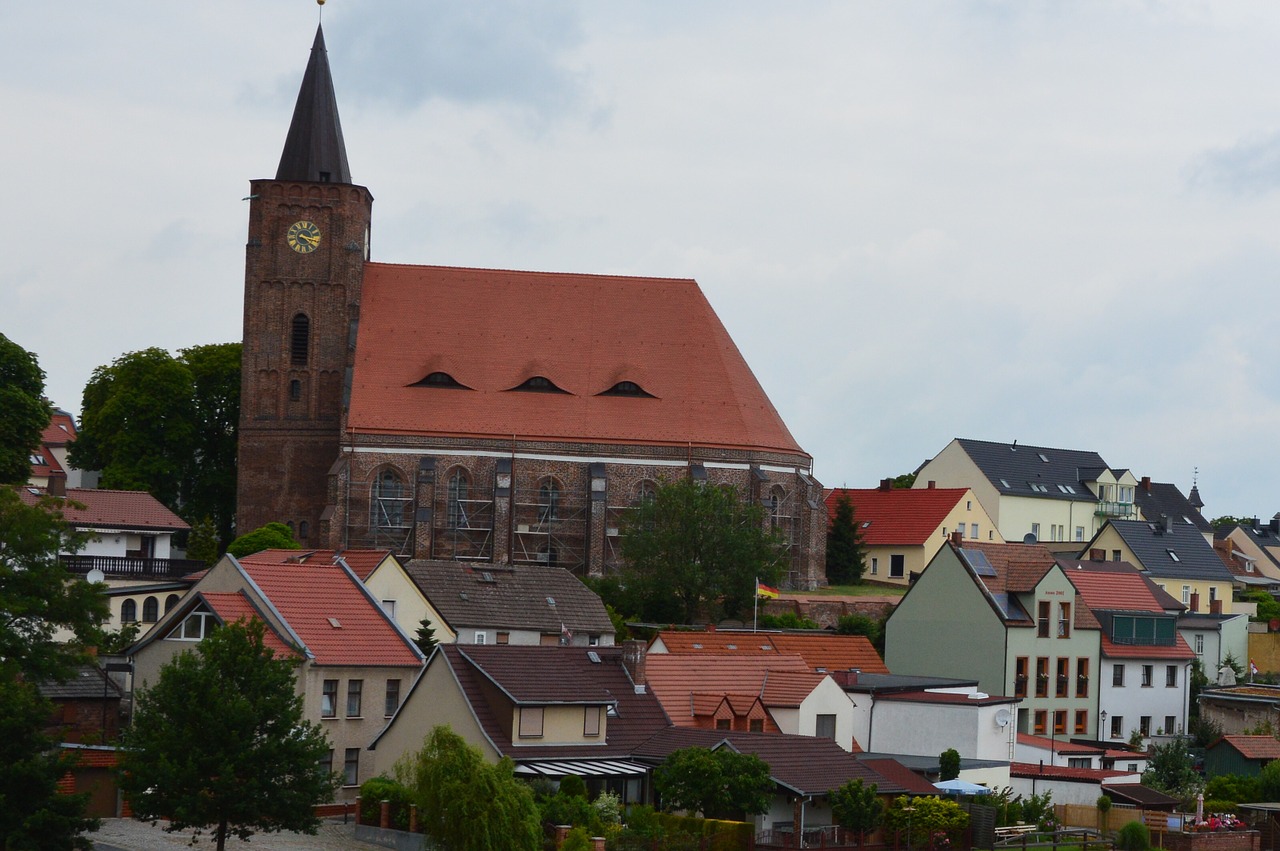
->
<box><xmin>236</xmin><ymin>25</ymin><xmax>372</xmax><ymax>542</ymax></box>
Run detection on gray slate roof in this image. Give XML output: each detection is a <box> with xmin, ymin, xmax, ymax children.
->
<box><xmin>403</xmin><ymin>560</ymin><xmax>614</xmax><ymax>635</ymax></box>
<box><xmin>37</xmin><ymin>665</ymin><xmax>122</xmax><ymax>700</ymax></box>
<box><xmin>1132</xmin><ymin>481</ymin><xmax>1211</xmax><ymax>534</ymax></box>
<box><xmin>276</xmin><ymin>25</ymin><xmax>352</xmax><ymax>183</ymax></box>
<box><xmin>1106</xmin><ymin>519</ymin><xmax>1234</xmax><ymax>583</ymax></box>
<box><xmin>954</xmin><ymin>438</ymin><xmax>1108</xmax><ymax>502</ymax></box>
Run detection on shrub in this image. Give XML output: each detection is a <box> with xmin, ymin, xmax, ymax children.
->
<box><xmin>358</xmin><ymin>775</ymin><xmax>415</xmax><ymax>831</ymax></box>
<box><xmin>1116</xmin><ymin>821</ymin><xmax>1150</xmax><ymax>851</ymax></box>
<box><xmin>1203</xmin><ymin>800</ymin><xmax>1240</xmax><ymax>816</ymax></box>
<box><xmin>560</xmin><ymin>774</ymin><xmax>588</xmax><ymax>799</ymax></box>
<box><xmin>562</xmin><ymin>826</ymin><xmax>593</xmax><ymax>851</ymax></box>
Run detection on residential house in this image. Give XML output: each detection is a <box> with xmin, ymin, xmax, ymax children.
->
<box><xmin>403</xmin><ymin>560</ymin><xmax>615</xmax><ymax>646</ymax></box>
<box><xmin>38</xmin><ymin>664</ymin><xmax>123</xmax><ymax>746</ymax></box>
<box><xmin>1086</xmin><ymin>518</ymin><xmax>1237</xmax><ymax>615</ymax></box>
<box><xmin>1198</xmin><ymin>685</ymin><xmax>1280</xmax><ymax>736</ymax></box>
<box><xmin>1217</xmin><ymin>517</ymin><xmax>1280</xmax><ymax>581</ymax></box>
<box><xmin>824</xmin><ymin>481</ymin><xmax>1002</xmax><ymax>585</ymax></box>
<box><xmin>127</xmin><ymin>552</ymin><xmax>424</xmax><ymax>799</ymax></box>
<box><xmin>1015</xmin><ymin>733</ymin><xmax>1104</xmax><ymax>769</ymax></box>
<box><xmin>913</xmin><ymin>438</ymin><xmax>1139</xmax><ymax>545</ymax></box>
<box><xmin>27</xmin><ymin>406</ymin><xmax>97</xmax><ymax>492</ymax></box>
<box><xmin>1008</xmin><ymin>763</ymin><xmax>1144</xmax><ymax>806</ymax></box>
<box><xmin>648</xmin><ymin>628</ymin><xmax>888</xmax><ymax>674</ymax></box>
<box><xmin>1205</xmin><ymin>735</ymin><xmax>1280</xmax><ymax>777</ymax></box>
<box><xmin>1132</xmin><ymin>477</ymin><xmax>1212</xmax><ymax>544</ymax></box>
<box><xmin>631</xmin><ymin>727</ymin><xmax>929</xmax><ymax>842</ymax></box>
<box><xmin>370</xmin><ymin>642</ymin><xmax>669</xmax><ymax>803</ymax></box>
<box><xmin>644</xmin><ymin>653</ymin><xmax>857</xmax><ymax>751</ymax></box>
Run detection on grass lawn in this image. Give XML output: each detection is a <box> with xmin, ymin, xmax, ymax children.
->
<box><xmin>803</xmin><ymin>583</ymin><xmax>906</xmax><ymax>598</ymax></box>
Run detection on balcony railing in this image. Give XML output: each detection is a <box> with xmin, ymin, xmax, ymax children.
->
<box><xmin>1096</xmin><ymin>500</ymin><xmax>1138</xmax><ymax>519</ymax></box>
<box><xmin>61</xmin><ymin>554</ymin><xmax>206</xmax><ymax>582</ymax></box>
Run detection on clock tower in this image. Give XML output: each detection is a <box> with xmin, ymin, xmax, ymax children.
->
<box><xmin>237</xmin><ymin>24</ymin><xmax>372</xmax><ymax>543</ymax></box>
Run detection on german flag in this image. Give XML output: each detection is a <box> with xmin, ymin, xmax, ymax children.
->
<box><xmin>756</xmin><ymin>581</ymin><xmax>779</xmax><ymax>599</ymax></box>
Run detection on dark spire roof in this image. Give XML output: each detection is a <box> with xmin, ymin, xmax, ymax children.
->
<box><xmin>276</xmin><ymin>24</ymin><xmax>352</xmax><ymax>184</ymax></box>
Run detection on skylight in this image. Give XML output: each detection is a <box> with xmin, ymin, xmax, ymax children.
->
<box><xmin>510</xmin><ymin>376</ymin><xmax>570</xmax><ymax>394</ymax></box>
<box><xmin>1038</xmin><ymin>453</ymin><xmax>1049</xmax><ymax>462</ymax></box>
<box><xmin>598</xmin><ymin>380</ymin><xmax>655</xmax><ymax>398</ymax></box>
<box><xmin>1167</xmin><ymin>550</ymin><xmax>1180</xmax><ymax>562</ymax></box>
<box><xmin>411</xmin><ymin>371</ymin><xmax>471</xmax><ymax>390</ymax></box>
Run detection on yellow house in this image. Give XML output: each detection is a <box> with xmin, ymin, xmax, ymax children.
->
<box><xmin>1086</xmin><ymin>519</ymin><xmax>1236</xmax><ymax>614</ymax></box>
<box><xmin>825</xmin><ymin>481</ymin><xmax>1002</xmax><ymax>585</ymax></box>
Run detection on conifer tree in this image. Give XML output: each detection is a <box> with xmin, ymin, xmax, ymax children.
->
<box><xmin>826</xmin><ymin>492</ymin><xmax>866</xmax><ymax>585</ymax></box>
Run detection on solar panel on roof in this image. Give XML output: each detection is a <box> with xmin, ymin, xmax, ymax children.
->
<box><xmin>960</xmin><ymin>548</ymin><xmax>997</xmax><ymax>576</ymax></box>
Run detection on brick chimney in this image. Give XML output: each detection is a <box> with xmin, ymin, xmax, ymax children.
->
<box><xmin>1189</xmin><ymin>592</ymin><xmax>1200</xmax><ymax>613</ymax></box>
<box><xmin>1165</xmin><ymin>514</ymin><xmax>1174</xmax><ymax>534</ymax></box>
<box><xmin>1141</xmin><ymin>476</ymin><xmax>1152</xmax><ymax>492</ymax></box>
<box><xmin>879</xmin><ymin>478</ymin><xmax>892</xmax><ymax>492</ymax></box>
<box><xmin>622</xmin><ymin>640</ymin><xmax>647</xmax><ymax>693</ymax></box>
<box><xmin>951</xmin><ymin>530</ymin><xmax>963</xmax><ymax>545</ymax></box>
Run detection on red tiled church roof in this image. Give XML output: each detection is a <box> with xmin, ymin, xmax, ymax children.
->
<box><xmin>346</xmin><ymin>264</ymin><xmax>804</xmax><ymax>454</ymax></box>
<box><xmin>824</xmin><ymin>487</ymin><xmax>971</xmax><ymax>547</ymax></box>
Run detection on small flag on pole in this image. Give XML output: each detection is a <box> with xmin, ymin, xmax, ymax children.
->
<box><xmin>1251</xmin><ymin>659</ymin><xmax>1259</xmax><ymax>676</ymax></box>
<box><xmin>756</xmin><ymin>581</ymin><xmax>779</xmax><ymax>599</ymax></box>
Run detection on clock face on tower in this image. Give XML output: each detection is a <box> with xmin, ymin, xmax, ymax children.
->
<box><xmin>286</xmin><ymin>220</ymin><xmax>322</xmax><ymax>254</ymax></box>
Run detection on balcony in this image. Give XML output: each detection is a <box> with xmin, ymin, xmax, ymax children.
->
<box><xmin>1096</xmin><ymin>500</ymin><xmax>1138</xmax><ymax>519</ymax></box>
<box><xmin>61</xmin><ymin>554</ymin><xmax>207</xmax><ymax>582</ymax></box>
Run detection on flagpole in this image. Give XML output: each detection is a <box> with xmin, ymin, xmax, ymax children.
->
<box><xmin>753</xmin><ymin>577</ymin><xmax>758</xmax><ymax>633</ymax></box>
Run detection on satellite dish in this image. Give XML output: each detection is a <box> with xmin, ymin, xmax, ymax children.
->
<box><xmin>1022</xmin><ymin>533</ymin><xmax>1038</xmax><ymax>544</ymax></box>
<box><xmin>994</xmin><ymin>708</ymin><xmax>1012</xmax><ymax>728</ymax></box>
<box><xmin>86</xmin><ymin>568</ymin><xmax>105</xmax><ymax>584</ymax></box>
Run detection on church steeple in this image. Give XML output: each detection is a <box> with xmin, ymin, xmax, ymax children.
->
<box><xmin>276</xmin><ymin>24</ymin><xmax>352</xmax><ymax>184</ymax></box>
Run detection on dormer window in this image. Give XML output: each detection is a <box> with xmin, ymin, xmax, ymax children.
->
<box><xmin>510</xmin><ymin>376</ymin><xmax>568</xmax><ymax>394</ymax></box>
<box><xmin>411</xmin><ymin>371</ymin><xmax>470</xmax><ymax>390</ymax></box>
<box><xmin>599</xmin><ymin>380</ymin><xmax>655</xmax><ymax>398</ymax></box>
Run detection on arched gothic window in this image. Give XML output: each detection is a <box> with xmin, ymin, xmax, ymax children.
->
<box><xmin>768</xmin><ymin>486</ymin><xmax>785</xmax><ymax>530</ymax></box>
<box><xmin>538</xmin><ymin>478</ymin><xmax>561</xmax><ymax>524</ymax></box>
<box><xmin>447</xmin><ymin>469</ymin><xmax>470</xmax><ymax>530</ymax></box>
<box><xmin>371</xmin><ymin>468</ymin><xmax>411</xmax><ymax>534</ymax></box>
<box><xmin>165</xmin><ymin>594</ymin><xmax>180</xmax><ymax>614</ymax></box>
<box><xmin>290</xmin><ymin>313</ymin><xmax>310</xmax><ymax>366</ymax></box>
<box><xmin>634</xmin><ymin>480</ymin><xmax>658</xmax><ymax>504</ymax></box>
<box><xmin>121</xmin><ymin>599</ymin><xmax>137</xmax><ymax>623</ymax></box>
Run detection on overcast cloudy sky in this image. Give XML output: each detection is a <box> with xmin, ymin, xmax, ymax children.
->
<box><xmin>4</xmin><ymin>2</ymin><xmax>1279</xmax><ymax>518</ymax></box>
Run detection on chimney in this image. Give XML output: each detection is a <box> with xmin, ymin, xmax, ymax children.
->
<box><xmin>927</xmin><ymin>480</ymin><xmax>936</xmax><ymax>489</ymax></box>
<box><xmin>622</xmin><ymin>640</ymin><xmax>647</xmax><ymax>693</ymax></box>
<box><xmin>1089</xmin><ymin>548</ymin><xmax>1106</xmax><ymax>562</ymax></box>
<box><xmin>47</xmin><ymin>474</ymin><xmax>66</xmax><ymax>497</ymax></box>
<box><xmin>1164</xmin><ymin>514</ymin><xmax>1174</xmax><ymax>534</ymax></box>
<box><xmin>1189</xmin><ymin>592</ymin><xmax>1200</xmax><ymax>613</ymax></box>
<box><xmin>879</xmin><ymin>478</ymin><xmax>892</xmax><ymax>492</ymax></box>
<box><xmin>1271</xmin><ymin>516</ymin><xmax>1279</xmax><ymax>535</ymax></box>
<box><xmin>951</xmin><ymin>530</ymin><xmax>963</xmax><ymax>545</ymax></box>
<box><xmin>1210</xmin><ymin>599</ymin><xmax>1223</xmax><ymax>615</ymax></box>
<box><xmin>1141</xmin><ymin>476</ymin><xmax>1152</xmax><ymax>492</ymax></box>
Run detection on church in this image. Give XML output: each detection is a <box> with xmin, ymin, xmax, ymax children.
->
<box><xmin>236</xmin><ymin>25</ymin><xmax>827</xmax><ymax>588</ymax></box>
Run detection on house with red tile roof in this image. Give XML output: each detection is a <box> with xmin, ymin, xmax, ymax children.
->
<box><xmin>1014</xmin><ymin>732</ymin><xmax>1105</xmax><ymax>769</ymax></box>
<box><xmin>371</xmin><ymin>642</ymin><xmax>669</xmax><ymax>804</ymax></box>
<box><xmin>27</xmin><ymin>406</ymin><xmax>97</xmax><ymax>493</ymax></box>
<box><xmin>1205</xmin><ymin>734</ymin><xmax>1280</xmax><ymax>777</ymax></box>
<box><xmin>236</xmin><ymin>24</ymin><xmax>826</xmax><ymax>589</ymax></box>
<box><xmin>1008</xmin><ymin>761</ymin><xmax>1144</xmax><ymax>806</ymax></box>
<box><xmin>644</xmin><ymin>652</ymin><xmax>858</xmax><ymax>751</ymax></box>
<box><xmin>127</xmin><ymin>552</ymin><xmax>424</xmax><ymax>799</ymax></box>
<box><xmin>825</xmin><ymin>481</ymin><xmax>1001</xmax><ymax>584</ymax></box>
<box><xmin>649</xmin><ymin>627</ymin><xmax>888</xmax><ymax>674</ymax></box>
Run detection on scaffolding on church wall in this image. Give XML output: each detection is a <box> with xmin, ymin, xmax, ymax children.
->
<box><xmin>511</xmin><ymin>485</ymin><xmax>586</xmax><ymax>570</ymax></box>
<box><xmin>433</xmin><ymin>497</ymin><xmax>495</xmax><ymax>562</ymax></box>
<box><xmin>343</xmin><ymin>480</ymin><xmax>415</xmax><ymax>557</ymax></box>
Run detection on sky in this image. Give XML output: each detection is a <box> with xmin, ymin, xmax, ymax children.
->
<box><xmin>3</xmin><ymin>2</ymin><xmax>1280</xmax><ymax>519</ymax></box>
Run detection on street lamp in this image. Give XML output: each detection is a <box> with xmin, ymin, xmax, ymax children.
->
<box><xmin>902</xmin><ymin>805</ymin><xmax>916</xmax><ymax>851</ymax></box>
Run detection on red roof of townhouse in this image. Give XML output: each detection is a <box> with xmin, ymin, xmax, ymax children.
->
<box><xmin>1017</xmin><ymin>733</ymin><xmax>1104</xmax><ymax>754</ymax></box>
<box><xmin>645</xmin><ymin>654</ymin><xmax>814</xmax><ymax>726</ymax></box>
<box><xmin>824</xmin><ymin>486</ymin><xmax>972</xmax><ymax>547</ymax></box>
<box><xmin>17</xmin><ymin>487</ymin><xmax>188</xmax><ymax>531</ymax></box>
<box><xmin>1010</xmin><ymin>762</ymin><xmax>1134</xmax><ymax>782</ymax></box>
<box><xmin>1061</xmin><ymin>561</ymin><xmax>1183</xmax><ymax>612</ymax></box>
<box><xmin>346</xmin><ymin>263</ymin><xmax>804</xmax><ymax>455</ymax></box>
<box><xmin>41</xmin><ymin>410</ymin><xmax>77</xmax><ymax>446</ymax></box>
<box><xmin>235</xmin><ymin>555</ymin><xmax>421</xmax><ymax>667</ymax></box>
<box><xmin>651</xmin><ymin>630</ymin><xmax>888</xmax><ymax>674</ymax></box>
<box><xmin>197</xmin><ymin>591</ymin><xmax>298</xmax><ymax>657</ymax></box>
<box><xmin>238</xmin><ymin>548</ymin><xmax>395</xmax><ymax>581</ymax></box>
<box><xmin>962</xmin><ymin>541</ymin><xmax>1057</xmax><ymax>594</ymax></box>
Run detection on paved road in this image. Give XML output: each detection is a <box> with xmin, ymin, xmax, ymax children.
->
<box><xmin>92</xmin><ymin>817</ymin><xmax>385</xmax><ymax>850</ymax></box>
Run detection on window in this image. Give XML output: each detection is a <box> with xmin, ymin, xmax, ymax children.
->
<box><xmin>165</xmin><ymin>594</ymin><xmax>180</xmax><ymax>613</ymax></box>
<box><xmin>343</xmin><ymin>748</ymin><xmax>359</xmax><ymax>786</ymax></box>
<box><xmin>1074</xmin><ymin>710</ymin><xmax>1088</xmax><ymax>735</ymax></box>
<box><xmin>142</xmin><ymin>596</ymin><xmax>159</xmax><ymax>623</ymax></box>
<box><xmin>1056</xmin><ymin>658</ymin><xmax>1069</xmax><ymax>698</ymax></box>
<box><xmin>290</xmin><ymin>313</ymin><xmax>310</xmax><ymax>366</ymax></box>
<box><xmin>1038</xmin><ymin>601</ymin><xmax>1051</xmax><ymax>638</ymax></box>
<box><xmin>385</xmin><ymin>680</ymin><xmax>400</xmax><ymax>717</ymax></box>
<box><xmin>346</xmin><ymin>680</ymin><xmax>363</xmax><ymax>717</ymax></box>
<box><xmin>1139</xmin><ymin>716</ymin><xmax>1151</xmax><ymax>736</ymax></box>
<box><xmin>1166</xmin><ymin>665</ymin><xmax>1177</xmax><ymax>687</ymax></box>
<box><xmin>1194</xmin><ymin>634</ymin><xmax>1204</xmax><ymax>655</ymax></box>
<box><xmin>816</xmin><ymin>714</ymin><xmax>837</xmax><ymax>740</ymax></box>
<box><xmin>1110</xmin><ymin>715</ymin><xmax>1124</xmax><ymax>739</ymax></box>
<box><xmin>173</xmin><ymin>610</ymin><xmax>216</xmax><ymax>641</ymax></box>
<box><xmin>511</xmin><ymin>375</ymin><xmax>568</xmax><ymax>394</ymax></box>
<box><xmin>1168</xmin><ymin>550</ymin><xmax>1181</xmax><ymax>563</ymax></box>
<box><xmin>599</xmin><ymin>380</ymin><xmax>654</xmax><ymax>397</ymax></box>
<box><xmin>538</xmin><ymin>478</ymin><xmax>561</xmax><ymax>524</ymax></box>
<box><xmin>970</xmin><ymin>523</ymin><xmax>978</xmax><ymax>539</ymax></box>
<box><xmin>1033</xmin><ymin>710</ymin><xmax>1047</xmax><ymax>734</ymax></box>
<box><xmin>446</xmin><ymin>469</ymin><xmax>469</xmax><ymax>529</ymax></box>
<box><xmin>1075</xmin><ymin>526</ymin><xmax>1085</xmax><ymax>541</ymax></box>
<box><xmin>890</xmin><ymin>554</ymin><xmax>905</xmax><ymax>579</ymax></box>
<box><xmin>475</xmin><ymin>631</ymin><xmax>487</xmax><ymax>645</ymax></box>
<box><xmin>322</xmin><ymin>680</ymin><xmax>338</xmax><ymax>718</ymax></box>
<box><xmin>584</xmin><ymin>707</ymin><xmax>601</xmax><ymax>737</ymax></box>
<box><xmin>1165</xmin><ymin>715</ymin><xmax>1177</xmax><ymax>735</ymax></box>
<box><xmin>749</xmin><ymin>718</ymin><xmax>764</xmax><ymax>733</ymax></box>
<box><xmin>1054</xmin><ymin>710</ymin><xmax>1067</xmax><ymax>735</ymax></box>
<box><xmin>870</xmin><ymin>557</ymin><xmax>878</xmax><ymax>575</ymax></box>
<box><xmin>496</xmin><ymin>631</ymin><xmax>510</xmax><ymax>645</ymax></box>
<box><xmin>319</xmin><ymin>749</ymin><xmax>333</xmax><ymax>777</ymax></box>
<box><xmin>1076</xmin><ymin>658</ymin><xmax>1089</xmax><ymax>698</ymax></box>
<box><xmin>121</xmin><ymin>599</ymin><xmax>138</xmax><ymax>623</ymax></box>
<box><xmin>1058</xmin><ymin>602</ymin><xmax>1071</xmax><ymax>638</ymax></box>
<box><xmin>370</xmin><ymin>468</ymin><xmax>411</xmax><ymax>538</ymax></box>
<box><xmin>289</xmin><ymin>379</ymin><xmax>301</xmax><ymax>401</ymax></box>
<box><xmin>1112</xmin><ymin>550</ymin><xmax>1122</xmax><ymax>562</ymax></box>
<box><xmin>767</xmin><ymin>486</ymin><xmax>786</xmax><ymax>531</ymax></box>
<box><xmin>299</xmin><ymin>520</ymin><xmax>309</xmax><ymax>540</ymax></box>
<box><xmin>715</xmin><ymin>718</ymin><xmax>731</xmax><ymax>730</ymax></box>
<box><xmin>1014</xmin><ymin>657</ymin><xmax>1029</xmax><ymax>698</ymax></box>
<box><xmin>1113</xmin><ymin>664</ymin><xmax>1125</xmax><ymax>687</ymax></box>
<box><xmin>1118</xmin><ymin>485</ymin><xmax>1134</xmax><ymax>503</ymax></box>
<box><xmin>1031</xmin><ymin>522</ymin><xmax>1041</xmax><ymax>540</ymax></box>
<box><xmin>381</xmin><ymin>600</ymin><xmax>396</xmax><ymax>619</ymax></box>
<box><xmin>967</xmin><ymin>500</ymin><xmax>973</xmax><ymax>510</ymax></box>
<box><xmin>519</xmin><ymin>707</ymin><xmax>544</xmax><ymax>738</ymax></box>
<box><xmin>1068</xmin><ymin>757</ymin><xmax>1091</xmax><ymax>769</ymax></box>
<box><xmin>1141</xmin><ymin>665</ymin><xmax>1153</xmax><ymax>688</ymax></box>
<box><xmin>1036</xmin><ymin>657</ymin><xmax>1049</xmax><ymax>698</ymax></box>
<box><xmin>1181</xmin><ymin>586</ymin><xmax>1191</xmax><ymax>605</ymax></box>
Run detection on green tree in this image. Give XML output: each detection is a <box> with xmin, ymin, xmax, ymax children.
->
<box><xmin>1206</xmin><ymin>774</ymin><xmax>1261</xmax><ymax>806</ymax></box>
<box><xmin>119</xmin><ymin>619</ymin><xmax>337</xmax><ymax>851</ymax></box>
<box><xmin>892</xmin><ymin>473</ymin><xmax>917</xmax><ymax>489</ymax></box>
<box><xmin>653</xmin><ymin>746</ymin><xmax>774</xmax><ymax>819</ymax></box>
<box><xmin>395</xmin><ymin>725</ymin><xmax>540</xmax><ymax>851</ymax></box>
<box><xmin>185</xmin><ymin>516</ymin><xmax>221</xmax><ymax>566</ymax></box>
<box><xmin>619</xmin><ymin>478</ymin><xmax>786</xmax><ymax>623</ymax></box>
<box><xmin>226</xmin><ymin>522</ymin><xmax>301</xmax><ymax>558</ymax></box>
<box><xmin>826</xmin><ymin>492</ymin><xmax>866</xmax><ymax>585</ymax></box>
<box><xmin>0</xmin><ymin>488</ymin><xmax>110</xmax><ymax>850</ymax></box>
<box><xmin>829</xmin><ymin>778</ymin><xmax>884</xmax><ymax>846</ymax></box>
<box><xmin>939</xmin><ymin>748</ymin><xmax>961</xmax><ymax>781</ymax></box>
<box><xmin>836</xmin><ymin>613</ymin><xmax>885</xmax><ymax>655</ymax></box>
<box><xmin>883</xmin><ymin>795</ymin><xmax>968</xmax><ymax>847</ymax></box>
<box><xmin>414</xmin><ymin>617</ymin><xmax>439</xmax><ymax>654</ymax></box>
<box><xmin>1141</xmin><ymin>735</ymin><xmax>1203</xmax><ymax>803</ymax></box>
<box><xmin>0</xmin><ymin>332</ymin><xmax>52</xmax><ymax>485</ymax></box>
<box><xmin>70</xmin><ymin>344</ymin><xmax>241</xmax><ymax>546</ymax></box>
<box><xmin>1258</xmin><ymin>760</ymin><xmax>1280</xmax><ymax>803</ymax></box>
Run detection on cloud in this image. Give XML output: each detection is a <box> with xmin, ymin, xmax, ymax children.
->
<box><xmin>1188</xmin><ymin>132</ymin><xmax>1280</xmax><ymax>197</ymax></box>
